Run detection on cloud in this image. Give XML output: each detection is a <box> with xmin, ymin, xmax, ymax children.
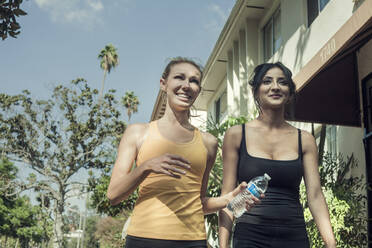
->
<box><xmin>209</xmin><ymin>4</ymin><xmax>228</xmax><ymax>21</ymax></box>
<box><xmin>35</xmin><ymin>0</ymin><xmax>105</xmax><ymax>29</ymax></box>
<box><xmin>204</xmin><ymin>3</ymin><xmax>231</xmax><ymax>32</ymax></box>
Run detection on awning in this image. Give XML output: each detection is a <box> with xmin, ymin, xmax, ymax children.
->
<box><xmin>290</xmin><ymin>0</ymin><xmax>372</xmax><ymax>126</ymax></box>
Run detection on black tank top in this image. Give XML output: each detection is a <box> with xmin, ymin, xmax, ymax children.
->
<box><xmin>236</xmin><ymin>124</ymin><xmax>306</xmax><ymax>226</ymax></box>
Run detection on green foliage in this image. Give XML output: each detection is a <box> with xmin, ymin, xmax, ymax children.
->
<box><xmin>88</xmin><ymin>173</ymin><xmax>138</xmax><ymax>216</ymax></box>
<box><xmin>207</xmin><ymin>116</ymin><xmax>249</xmax><ymax>146</ymax></box>
<box><xmin>98</xmin><ymin>44</ymin><xmax>119</xmax><ymax>73</ymax></box>
<box><xmin>0</xmin><ymin>157</ymin><xmax>17</xmax><ymax>191</ymax></box>
<box><xmin>84</xmin><ymin>215</ymin><xmax>100</xmax><ymax>248</ymax></box>
<box><xmin>0</xmin><ymin>0</ymin><xmax>27</xmax><ymax>40</ymax></box>
<box><xmin>98</xmin><ymin>44</ymin><xmax>119</xmax><ymax>100</ymax></box>
<box><xmin>300</xmin><ymin>153</ymin><xmax>367</xmax><ymax>247</ymax></box>
<box><xmin>205</xmin><ymin>116</ymin><xmax>250</xmax><ymax>244</ymax></box>
<box><xmin>0</xmin><ymin>158</ymin><xmax>52</xmax><ymax>247</ymax></box>
<box><xmin>122</xmin><ymin>91</ymin><xmax>140</xmax><ymax>121</ymax></box>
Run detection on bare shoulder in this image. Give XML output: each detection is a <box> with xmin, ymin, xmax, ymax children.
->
<box><xmin>223</xmin><ymin>124</ymin><xmax>244</xmax><ymax>150</ymax></box>
<box><xmin>200</xmin><ymin>131</ymin><xmax>218</xmax><ymax>152</ymax></box>
<box><xmin>121</xmin><ymin>123</ymin><xmax>150</xmax><ymax>146</ymax></box>
<box><xmin>225</xmin><ymin>124</ymin><xmax>243</xmax><ymax>139</ymax></box>
<box><xmin>124</xmin><ymin>123</ymin><xmax>149</xmax><ymax>136</ymax></box>
<box><xmin>299</xmin><ymin>129</ymin><xmax>317</xmax><ymax>152</ymax></box>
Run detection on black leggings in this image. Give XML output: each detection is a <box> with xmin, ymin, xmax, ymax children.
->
<box><xmin>124</xmin><ymin>235</ymin><xmax>207</xmax><ymax>248</ymax></box>
<box><xmin>233</xmin><ymin>222</ymin><xmax>310</xmax><ymax>248</ymax></box>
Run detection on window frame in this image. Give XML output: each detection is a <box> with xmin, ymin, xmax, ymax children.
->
<box><xmin>307</xmin><ymin>0</ymin><xmax>330</xmax><ymax>27</ymax></box>
<box><xmin>214</xmin><ymin>89</ymin><xmax>227</xmax><ymax>123</ymax></box>
<box><xmin>263</xmin><ymin>6</ymin><xmax>281</xmax><ymax>61</ymax></box>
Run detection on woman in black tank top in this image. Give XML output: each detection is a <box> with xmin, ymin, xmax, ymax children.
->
<box><xmin>218</xmin><ymin>62</ymin><xmax>336</xmax><ymax>248</ymax></box>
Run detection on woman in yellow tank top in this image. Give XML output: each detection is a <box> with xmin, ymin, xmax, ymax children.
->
<box><xmin>107</xmin><ymin>57</ymin><xmax>245</xmax><ymax>248</ymax></box>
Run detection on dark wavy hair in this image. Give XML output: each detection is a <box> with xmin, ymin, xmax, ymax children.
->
<box><xmin>249</xmin><ymin>62</ymin><xmax>296</xmax><ymax>116</ymax></box>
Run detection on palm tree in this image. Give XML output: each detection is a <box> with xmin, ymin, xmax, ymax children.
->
<box><xmin>122</xmin><ymin>91</ymin><xmax>140</xmax><ymax>121</ymax></box>
<box><xmin>98</xmin><ymin>44</ymin><xmax>119</xmax><ymax>101</ymax></box>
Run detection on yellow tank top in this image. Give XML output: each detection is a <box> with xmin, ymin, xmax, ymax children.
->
<box><xmin>127</xmin><ymin>121</ymin><xmax>208</xmax><ymax>240</ymax></box>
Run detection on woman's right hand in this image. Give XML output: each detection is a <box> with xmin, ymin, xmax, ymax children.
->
<box><xmin>142</xmin><ymin>153</ymin><xmax>191</xmax><ymax>178</ymax></box>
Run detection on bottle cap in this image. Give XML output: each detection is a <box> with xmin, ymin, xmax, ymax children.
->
<box><xmin>264</xmin><ymin>173</ymin><xmax>271</xmax><ymax>180</ymax></box>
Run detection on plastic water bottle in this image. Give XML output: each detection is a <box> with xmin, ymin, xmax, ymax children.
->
<box><xmin>227</xmin><ymin>173</ymin><xmax>271</xmax><ymax>218</ymax></box>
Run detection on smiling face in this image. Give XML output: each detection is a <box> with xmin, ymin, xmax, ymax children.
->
<box><xmin>257</xmin><ymin>67</ymin><xmax>290</xmax><ymax>109</ymax></box>
<box><xmin>160</xmin><ymin>62</ymin><xmax>201</xmax><ymax>112</ymax></box>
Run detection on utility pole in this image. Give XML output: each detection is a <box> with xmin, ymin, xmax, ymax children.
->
<box><xmin>80</xmin><ymin>191</ymin><xmax>89</xmax><ymax>248</ymax></box>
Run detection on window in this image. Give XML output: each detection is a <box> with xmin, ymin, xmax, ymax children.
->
<box><xmin>326</xmin><ymin>125</ymin><xmax>337</xmax><ymax>155</ymax></box>
<box><xmin>314</xmin><ymin>125</ymin><xmax>337</xmax><ymax>156</ymax></box>
<box><xmin>215</xmin><ymin>98</ymin><xmax>220</xmax><ymax>123</ymax></box>
<box><xmin>263</xmin><ymin>7</ymin><xmax>281</xmax><ymax>61</ymax></box>
<box><xmin>215</xmin><ymin>90</ymin><xmax>227</xmax><ymax>123</ymax></box>
<box><xmin>307</xmin><ymin>0</ymin><xmax>330</xmax><ymax>26</ymax></box>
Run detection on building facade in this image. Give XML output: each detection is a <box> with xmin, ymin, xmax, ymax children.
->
<box><xmin>151</xmin><ymin>0</ymin><xmax>372</xmax><ymax>244</ymax></box>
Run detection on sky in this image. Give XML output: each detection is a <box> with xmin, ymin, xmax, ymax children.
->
<box><xmin>1</xmin><ymin>0</ymin><xmax>235</xmax><ymax>124</ymax></box>
<box><xmin>0</xmin><ymin>0</ymin><xmax>236</xmax><ymax>210</ymax></box>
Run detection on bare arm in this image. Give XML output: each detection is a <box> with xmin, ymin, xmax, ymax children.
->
<box><xmin>199</xmin><ymin>132</ymin><xmax>244</xmax><ymax>215</ymax></box>
<box><xmin>218</xmin><ymin>126</ymin><xmax>242</xmax><ymax>248</ymax></box>
<box><xmin>302</xmin><ymin>131</ymin><xmax>336</xmax><ymax>248</ymax></box>
<box><xmin>107</xmin><ymin>123</ymin><xmax>191</xmax><ymax>205</ymax></box>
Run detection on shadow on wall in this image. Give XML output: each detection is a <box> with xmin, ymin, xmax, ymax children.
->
<box><xmin>275</xmin><ymin>24</ymin><xmax>311</xmax><ymax>75</ymax></box>
<box><xmin>293</xmin><ymin>25</ymin><xmax>311</xmax><ymax>73</ymax></box>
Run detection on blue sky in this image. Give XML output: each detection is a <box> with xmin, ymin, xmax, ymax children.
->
<box><xmin>1</xmin><ymin>0</ymin><xmax>235</xmax><ymax>210</ymax></box>
<box><xmin>1</xmin><ymin>0</ymin><xmax>234</xmax><ymax>124</ymax></box>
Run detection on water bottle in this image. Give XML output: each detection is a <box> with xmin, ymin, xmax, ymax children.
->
<box><xmin>227</xmin><ymin>173</ymin><xmax>271</xmax><ymax>218</ymax></box>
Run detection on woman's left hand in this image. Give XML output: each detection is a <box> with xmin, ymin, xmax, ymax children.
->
<box><xmin>224</xmin><ymin>182</ymin><xmax>248</xmax><ymax>202</ymax></box>
<box><xmin>244</xmin><ymin>192</ymin><xmax>263</xmax><ymax>212</ymax></box>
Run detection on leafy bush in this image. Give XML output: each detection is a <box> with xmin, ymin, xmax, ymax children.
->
<box><xmin>205</xmin><ymin>116</ymin><xmax>249</xmax><ymax>245</ymax></box>
<box><xmin>300</xmin><ymin>153</ymin><xmax>367</xmax><ymax>247</ymax></box>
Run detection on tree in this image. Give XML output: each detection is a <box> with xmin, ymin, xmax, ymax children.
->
<box><xmin>0</xmin><ymin>158</ymin><xmax>50</xmax><ymax>247</ymax></box>
<box><xmin>84</xmin><ymin>215</ymin><xmax>100</xmax><ymax>248</ymax></box>
<box><xmin>0</xmin><ymin>157</ymin><xmax>18</xmax><ymax>246</ymax></box>
<box><xmin>0</xmin><ymin>0</ymin><xmax>27</xmax><ymax>40</ymax></box>
<box><xmin>122</xmin><ymin>91</ymin><xmax>139</xmax><ymax>121</ymax></box>
<box><xmin>98</xmin><ymin>44</ymin><xmax>119</xmax><ymax>101</ymax></box>
<box><xmin>0</xmin><ymin>79</ymin><xmax>126</xmax><ymax>247</ymax></box>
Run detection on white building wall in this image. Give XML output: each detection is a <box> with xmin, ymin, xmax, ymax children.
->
<box><xmin>206</xmin><ymin>75</ymin><xmax>228</xmax><ymax>123</ymax></box>
<box><xmin>233</xmin><ymin>40</ymin><xmax>241</xmax><ymax>117</ymax></box>
<box><xmin>337</xmin><ymin>127</ymin><xmax>366</xmax><ymax>177</ymax></box>
<box><xmin>203</xmin><ymin>0</ymin><xmax>368</xmax><ymax>178</ymax></box>
<box><xmin>227</xmin><ymin>50</ymin><xmax>235</xmax><ymax>116</ymax></box>
<box><xmin>270</xmin><ymin>0</ymin><xmax>358</xmax><ymax>74</ymax></box>
<box><xmin>190</xmin><ymin>109</ymin><xmax>208</xmax><ymax>131</ymax></box>
<box><xmin>245</xmin><ymin>19</ymin><xmax>259</xmax><ymax>117</ymax></box>
<box><xmin>239</xmin><ymin>29</ymin><xmax>248</xmax><ymax>116</ymax></box>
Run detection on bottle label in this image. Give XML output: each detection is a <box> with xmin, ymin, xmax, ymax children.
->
<box><xmin>247</xmin><ymin>183</ymin><xmax>260</xmax><ymax>198</ymax></box>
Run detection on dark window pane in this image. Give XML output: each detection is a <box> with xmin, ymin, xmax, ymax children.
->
<box><xmin>264</xmin><ymin>19</ymin><xmax>273</xmax><ymax>61</ymax></box>
<box><xmin>215</xmin><ymin>98</ymin><xmax>220</xmax><ymax>123</ymax></box>
<box><xmin>319</xmin><ymin>0</ymin><xmax>330</xmax><ymax>11</ymax></box>
<box><xmin>273</xmin><ymin>8</ymin><xmax>281</xmax><ymax>53</ymax></box>
<box><xmin>307</xmin><ymin>0</ymin><xmax>319</xmax><ymax>26</ymax></box>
